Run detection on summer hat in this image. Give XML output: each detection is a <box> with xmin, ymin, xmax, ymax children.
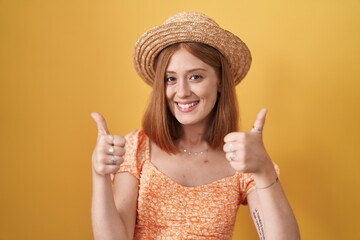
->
<box><xmin>134</xmin><ymin>12</ymin><xmax>252</xmax><ymax>86</ymax></box>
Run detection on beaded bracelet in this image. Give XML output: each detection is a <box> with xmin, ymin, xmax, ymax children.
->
<box><xmin>256</xmin><ymin>176</ymin><xmax>279</xmax><ymax>190</ymax></box>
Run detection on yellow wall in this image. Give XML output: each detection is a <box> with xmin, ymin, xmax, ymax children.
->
<box><xmin>1</xmin><ymin>1</ymin><xmax>359</xmax><ymax>239</ymax></box>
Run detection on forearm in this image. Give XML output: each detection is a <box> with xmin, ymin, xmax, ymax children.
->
<box><xmin>91</xmin><ymin>172</ymin><xmax>129</xmax><ymax>240</ymax></box>
<box><xmin>252</xmin><ymin>167</ymin><xmax>300</xmax><ymax>240</ymax></box>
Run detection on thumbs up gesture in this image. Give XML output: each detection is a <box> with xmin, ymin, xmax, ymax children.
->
<box><xmin>91</xmin><ymin>112</ymin><xmax>126</xmax><ymax>176</ymax></box>
<box><xmin>223</xmin><ymin>108</ymin><xmax>272</xmax><ymax>173</ymax></box>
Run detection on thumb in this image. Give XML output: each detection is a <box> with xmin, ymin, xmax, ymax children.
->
<box><xmin>91</xmin><ymin>112</ymin><xmax>110</xmax><ymax>136</ymax></box>
<box><xmin>251</xmin><ymin>108</ymin><xmax>268</xmax><ymax>133</ymax></box>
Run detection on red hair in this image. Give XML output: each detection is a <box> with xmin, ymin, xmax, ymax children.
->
<box><xmin>142</xmin><ymin>42</ymin><xmax>239</xmax><ymax>154</ymax></box>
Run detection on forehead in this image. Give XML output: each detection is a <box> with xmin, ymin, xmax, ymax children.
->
<box><xmin>166</xmin><ymin>48</ymin><xmax>211</xmax><ymax>72</ymax></box>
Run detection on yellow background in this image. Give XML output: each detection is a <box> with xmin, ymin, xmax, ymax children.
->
<box><xmin>1</xmin><ymin>0</ymin><xmax>359</xmax><ymax>239</ymax></box>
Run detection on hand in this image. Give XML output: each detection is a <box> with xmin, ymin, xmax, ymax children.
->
<box><xmin>223</xmin><ymin>108</ymin><xmax>272</xmax><ymax>173</ymax></box>
<box><xmin>91</xmin><ymin>112</ymin><xmax>126</xmax><ymax>176</ymax></box>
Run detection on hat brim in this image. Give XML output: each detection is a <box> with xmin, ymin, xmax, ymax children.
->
<box><xmin>134</xmin><ymin>21</ymin><xmax>252</xmax><ymax>86</ymax></box>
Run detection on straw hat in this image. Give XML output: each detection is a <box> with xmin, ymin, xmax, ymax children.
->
<box><xmin>134</xmin><ymin>12</ymin><xmax>252</xmax><ymax>86</ymax></box>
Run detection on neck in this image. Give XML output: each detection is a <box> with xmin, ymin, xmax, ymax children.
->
<box><xmin>178</xmin><ymin>123</ymin><xmax>208</xmax><ymax>151</ymax></box>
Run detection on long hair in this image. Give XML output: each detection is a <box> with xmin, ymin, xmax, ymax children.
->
<box><xmin>142</xmin><ymin>42</ymin><xmax>239</xmax><ymax>154</ymax></box>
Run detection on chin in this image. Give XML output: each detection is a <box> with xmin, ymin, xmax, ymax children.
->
<box><xmin>174</xmin><ymin>115</ymin><xmax>208</xmax><ymax>127</ymax></box>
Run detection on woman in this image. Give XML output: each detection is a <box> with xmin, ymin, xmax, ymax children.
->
<box><xmin>91</xmin><ymin>12</ymin><xmax>300</xmax><ymax>239</ymax></box>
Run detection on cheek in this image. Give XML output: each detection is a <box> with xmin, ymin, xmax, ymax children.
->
<box><xmin>165</xmin><ymin>86</ymin><xmax>172</xmax><ymax>100</ymax></box>
<box><xmin>208</xmin><ymin>94</ymin><xmax>218</xmax><ymax>108</ymax></box>
<box><xmin>203</xmin><ymin>87</ymin><xmax>218</xmax><ymax>103</ymax></box>
<box><xmin>207</xmin><ymin>91</ymin><xmax>219</xmax><ymax>111</ymax></box>
<box><xmin>165</xmin><ymin>87</ymin><xmax>175</xmax><ymax>109</ymax></box>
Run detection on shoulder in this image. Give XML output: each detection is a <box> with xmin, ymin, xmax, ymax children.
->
<box><xmin>117</xmin><ymin>130</ymin><xmax>149</xmax><ymax>179</ymax></box>
<box><xmin>124</xmin><ymin>129</ymin><xmax>149</xmax><ymax>151</ymax></box>
<box><xmin>124</xmin><ymin>129</ymin><xmax>148</xmax><ymax>142</ymax></box>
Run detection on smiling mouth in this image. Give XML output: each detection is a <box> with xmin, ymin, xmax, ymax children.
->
<box><xmin>176</xmin><ymin>101</ymin><xmax>199</xmax><ymax>111</ymax></box>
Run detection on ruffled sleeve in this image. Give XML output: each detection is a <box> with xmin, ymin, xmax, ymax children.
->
<box><xmin>116</xmin><ymin>129</ymin><xmax>149</xmax><ymax>179</ymax></box>
<box><xmin>238</xmin><ymin>173</ymin><xmax>256</xmax><ymax>205</ymax></box>
<box><xmin>239</xmin><ymin>162</ymin><xmax>280</xmax><ymax>205</ymax></box>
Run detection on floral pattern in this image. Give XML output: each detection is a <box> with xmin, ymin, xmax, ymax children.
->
<box><xmin>116</xmin><ymin>130</ymin><xmax>259</xmax><ymax>239</ymax></box>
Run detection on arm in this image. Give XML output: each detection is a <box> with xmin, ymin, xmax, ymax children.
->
<box><xmin>92</xmin><ymin>172</ymin><xmax>138</xmax><ymax>240</ymax></box>
<box><xmin>90</xmin><ymin>112</ymin><xmax>138</xmax><ymax>240</ymax></box>
<box><xmin>247</xmin><ymin>164</ymin><xmax>300</xmax><ymax>240</ymax></box>
<box><xmin>223</xmin><ymin>109</ymin><xmax>300</xmax><ymax>239</ymax></box>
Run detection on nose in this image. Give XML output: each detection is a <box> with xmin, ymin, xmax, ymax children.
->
<box><xmin>176</xmin><ymin>79</ymin><xmax>191</xmax><ymax>98</ymax></box>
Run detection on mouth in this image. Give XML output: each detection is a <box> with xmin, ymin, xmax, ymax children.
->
<box><xmin>176</xmin><ymin>101</ymin><xmax>200</xmax><ymax>112</ymax></box>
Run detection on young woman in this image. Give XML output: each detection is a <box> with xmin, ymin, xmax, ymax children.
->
<box><xmin>91</xmin><ymin>12</ymin><xmax>300</xmax><ymax>240</ymax></box>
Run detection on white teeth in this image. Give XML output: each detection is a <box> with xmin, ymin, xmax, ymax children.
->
<box><xmin>178</xmin><ymin>102</ymin><xmax>197</xmax><ymax>109</ymax></box>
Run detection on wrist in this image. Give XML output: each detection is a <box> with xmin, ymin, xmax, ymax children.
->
<box><xmin>256</xmin><ymin>176</ymin><xmax>279</xmax><ymax>190</ymax></box>
<box><xmin>253</xmin><ymin>160</ymin><xmax>278</xmax><ymax>189</ymax></box>
<box><xmin>92</xmin><ymin>168</ymin><xmax>111</xmax><ymax>181</ymax></box>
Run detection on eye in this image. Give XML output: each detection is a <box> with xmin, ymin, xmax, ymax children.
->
<box><xmin>189</xmin><ymin>74</ymin><xmax>203</xmax><ymax>81</ymax></box>
<box><xmin>165</xmin><ymin>76</ymin><xmax>177</xmax><ymax>85</ymax></box>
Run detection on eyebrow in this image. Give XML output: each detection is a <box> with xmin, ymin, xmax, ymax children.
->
<box><xmin>166</xmin><ymin>68</ymin><xmax>207</xmax><ymax>74</ymax></box>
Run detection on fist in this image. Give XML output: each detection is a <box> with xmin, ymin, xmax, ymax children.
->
<box><xmin>223</xmin><ymin>108</ymin><xmax>272</xmax><ymax>173</ymax></box>
<box><xmin>91</xmin><ymin>112</ymin><xmax>126</xmax><ymax>176</ymax></box>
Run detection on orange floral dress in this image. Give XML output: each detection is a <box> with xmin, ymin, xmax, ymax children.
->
<box><xmin>116</xmin><ymin>130</ymin><xmax>258</xmax><ymax>239</ymax></box>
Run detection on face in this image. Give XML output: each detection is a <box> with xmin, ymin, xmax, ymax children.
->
<box><xmin>165</xmin><ymin>48</ymin><xmax>219</xmax><ymax>127</ymax></box>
